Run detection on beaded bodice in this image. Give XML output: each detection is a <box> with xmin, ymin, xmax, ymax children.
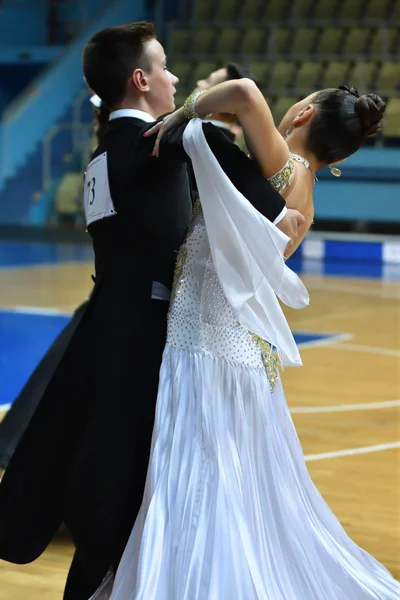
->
<box><xmin>167</xmin><ymin>202</ymin><xmax>279</xmax><ymax>390</ymax></box>
<box><xmin>267</xmin><ymin>152</ymin><xmax>317</xmax><ymax>194</ymax></box>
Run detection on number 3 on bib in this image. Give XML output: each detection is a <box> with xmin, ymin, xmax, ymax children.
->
<box><xmin>83</xmin><ymin>152</ymin><xmax>116</xmax><ymax>226</ymax></box>
<box><xmin>87</xmin><ymin>177</ymin><xmax>96</xmax><ymax>205</ymax></box>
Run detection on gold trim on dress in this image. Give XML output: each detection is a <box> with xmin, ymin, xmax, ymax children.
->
<box><xmin>251</xmin><ymin>333</ymin><xmax>281</xmax><ymax>393</ymax></box>
<box><xmin>267</xmin><ymin>158</ymin><xmax>295</xmax><ymax>195</ymax></box>
<box><xmin>171</xmin><ymin>244</ymin><xmax>188</xmax><ymax>304</ymax></box>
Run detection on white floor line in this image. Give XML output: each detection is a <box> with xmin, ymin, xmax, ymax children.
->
<box><xmin>0</xmin><ymin>306</ymin><xmax>72</xmax><ymax>316</ymax></box>
<box><xmin>3</xmin><ymin>400</ymin><xmax>397</xmax><ymax>416</ymax></box>
<box><xmin>306</xmin><ymin>231</ymin><xmax>400</xmax><ymax>243</ymax></box>
<box><xmin>305</xmin><ymin>441</ymin><xmax>400</xmax><ymax>462</ymax></box>
<box><xmin>305</xmin><ymin>280</ymin><xmax>400</xmax><ymax>299</ymax></box>
<box><xmin>297</xmin><ymin>333</ymin><xmax>353</xmax><ymax>351</ymax></box>
<box><xmin>290</xmin><ymin>399</ymin><xmax>400</xmax><ymax>414</ymax></box>
<box><xmin>328</xmin><ymin>343</ymin><xmax>400</xmax><ymax>358</ymax></box>
<box><xmin>0</xmin><ymin>413</ymin><xmax>398</xmax><ymax>462</ymax></box>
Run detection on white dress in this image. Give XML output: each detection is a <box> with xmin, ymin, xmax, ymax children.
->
<box><xmin>91</xmin><ymin>120</ymin><xmax>400</xmax><ymax>599</ymax></box>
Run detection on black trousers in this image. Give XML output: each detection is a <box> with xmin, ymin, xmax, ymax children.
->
<box><xmin>0</xmin><ymin>282</ymin><xmax>168</xmax><ymax>599</ymax></box>
<box><xmin>0</xmin><ymin>302</ymin><xmax>88</xmax><ymax>470</ymax></box>
<box><xmin>64</xmin><ymin>550</ymin><xmax>99</xmax><ymax>600</ymax></box>
<box><xmin>62</xmin><ymin>298</ymin><xmax>169</xmax><ymax>599</ymax></box>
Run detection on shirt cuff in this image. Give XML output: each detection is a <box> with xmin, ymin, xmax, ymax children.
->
<box><xmin>273</xmin><ymin>206</ymin><xmax>287</xmax><ymax>226</ymax></box>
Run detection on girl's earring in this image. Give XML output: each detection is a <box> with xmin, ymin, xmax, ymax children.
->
<box><xmin>329</xmin><ymin>165</ymin><xmax>342</xmax><ymax>177</ymax></box>
<box><xmin>284</xmin><ymin>124</ymin><xmax>294</xmax><ymax>139</ymax></box>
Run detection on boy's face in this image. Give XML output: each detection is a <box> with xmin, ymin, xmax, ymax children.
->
<box><xmin>144</xmin><ymin>39</ymin><xmax>179</xmax><ymax>117</ymax></box>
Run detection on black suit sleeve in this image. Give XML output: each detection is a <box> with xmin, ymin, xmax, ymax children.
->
<box><xmin>201</xmin><ymin>123</ymin><xmax>285</xmax><ymax>223</ymax></box>
<box><xmin>158</xmin><ymin>121</ymin><xmax>286</xmax><ymax>223</ymax></box>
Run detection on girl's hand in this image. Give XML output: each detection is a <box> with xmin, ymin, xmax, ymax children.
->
<box><xmin>144</xmin><ymin>107</ymin><xmax>187</xmax><ymax>157</ymax></box>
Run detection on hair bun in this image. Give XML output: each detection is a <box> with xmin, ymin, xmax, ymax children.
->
<box><xmin>338</xmin><ymin>84</ymin><xmax>359</xmax><ymax>98</ymax></box>
<box><xmin>355</xmin><ymin>93</ymin><xmax>386</xmax><ymax>136</ymax></box>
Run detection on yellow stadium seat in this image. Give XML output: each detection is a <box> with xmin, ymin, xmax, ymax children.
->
<box><xmin>350</xmin><ymin>61</ymin><xmax>378</xmax><ymax>91</ymax></box>
<box><xmin>168</xmin><ymin>61</ymin><xmax>192</xmax><ymax>85</ymax></box>
<box><xmin>239</xmin><ymin>0</ymin><xmax>263</xmax><ymax>22</ymax></box>
<box><xmin>339</xmin><ymin>0</ymin><xmax>364</xmax><ymax>19</ymax></box>
<box><xmin>272</xmin><ymin>96</ymin><xmax>298</xmax><ymax>127</ymax></box>
<box><xmin>292</xmin><ymin>0</ymin><xmax>314</xmax><ymax>20</ymax></box>
<box><xmin>383</xmin><ymin>98</ymin><xmax>400</xmax><ymax>138</ymax></box>
<box><xmin>365</xmin><ymin>0</ymin><xmax>390</xmax><ymax>20</ymax></box>
<box><xmin>241</xmin><ymin>28</ymin><xmax>267</xmax><ymax>55</ymax></box>
<box><xmin>313</xmin><ymin>0</ymin><xmax>339</xmax><ymax>20</ymax></box>
<box><xmin>392</xmin><ymin>1</ymin><xmax>400</xmax><ymax>20</ymax></box>
<box><xmin>192</xmin><ymin>28</ymin><xmax>217</xmax><ymax>55</ymax></box>
<box><xmin>249</xmin><ymin>61</ymin><xmax>270</xmax><ymax>84</ymax></box>
<box><xmin>216</xmin><ymin>28</ymin><xmax>241</xmax><ymax>54</ymax></box>
<box><xmin>269</xmin><ymin>28</ymin><xmax>291</xmax><ymax>55</ymax></box>
<box><xmin>170</xmin><ymin>30</ymin><xmax>191</xmax><ymax>55</ymax></box>
<box><xmin>343</xmin><ymin>28</ymin><xmax>371</xmax><ymax>56</ymax></box>
<box><xmin>192</xmin><ymin>0</ymin><xmax>214</xmax><ymax>22</ymax></box>
<box><xmin>268</xmin><ymin>61</ymin><xmax>296</xmax><ymax>93</ymax></box>
<box><xmin>317</xmin><ymin>28</ymin><xmax>345</xmax><ymax>55</ymax></box>
<box><xmin>192</xmin><ymin>61</ymin><xmax>221</xmax><ymax>85</ymax></box>
<box><xmin>376</xmin><ymin>61</ymin><xmax>400</xmax><ymax>93</ymax></box>
<box><xmin>321</xmin><ymin>61</ymin><xmax>351</xmax><ymax>89</ymax></box>
<box><xmin>290</xmin><ymin>28</ymin><xmax>319</xmax><ymax>56</ymax></box>
<box><xmin>214</xmin><ymin>0</ymin><xmax>240</xmax><ymax>21</ymax></box>
<box><xmin>261</xmin><ymin>0</ymin><xmax>288</xmax><ymax>21</ymax></box>
<box><xmin>370</xmin><ymin>27</ymin><xmax>398</xmax><ymax>57</ymax></box>
<box><xmin>295</xmin><ymin>61</ymin><xmax>324</xmax><ymax>90</ymax></box>
<box><xmin>55</xmin><ymin>173</ymin><xmax>83</xmax><ymax>218</ymax></box>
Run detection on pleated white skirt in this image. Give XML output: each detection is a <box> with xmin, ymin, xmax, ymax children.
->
<box><xmin>93</xmin><ymin>346</ymin><xmax>399</xmax><ymax>599</ymax></box>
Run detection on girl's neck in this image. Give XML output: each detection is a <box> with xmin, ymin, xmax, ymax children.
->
<box><xmin>286</xmin><ymin>140</ymin><xmax>322</xmax><ymax>174</ymax></box>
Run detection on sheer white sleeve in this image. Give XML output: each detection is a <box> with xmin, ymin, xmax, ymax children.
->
<box><xmin>183</xmin><ymin>119</ymin><xmax>309</xmax><ymax>367</ymax></box>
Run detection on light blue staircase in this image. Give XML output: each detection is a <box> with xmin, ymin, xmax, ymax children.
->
<box><xmin>0</xmin><ymin>0</ymin><xmax>145</xmax><ymax>225</ymax></box>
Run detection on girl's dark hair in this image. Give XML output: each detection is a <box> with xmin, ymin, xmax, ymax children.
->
<box><xmin>226</xmin><ymin>62</ymin><xmax>261</xmax><ymax>89</ymax></box>
<box><xmin>306</xmin><ymin>85</ymin><xmax>386</xmax><ymax>164</ymax></box>
<box><xmin>83</xmin><ymin>21</ymin><xmax>156</xmax><ymax>109</ymax></box>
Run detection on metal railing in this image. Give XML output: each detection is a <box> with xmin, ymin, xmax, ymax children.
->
<box><xmin>42</xmin><ymin>122</ymin><xmax>92</xmax><ymax>191</ymax></box>
<box><xmin>72</xmin><ymin>88</ymin><xmax>92</xmax><ymax>151</ymax></box>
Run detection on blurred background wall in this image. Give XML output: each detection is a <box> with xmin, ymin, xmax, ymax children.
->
<box><xmin>0</xmin><ymin>0</ymin><xmax>398</xmax><ymax>243</ymax></box>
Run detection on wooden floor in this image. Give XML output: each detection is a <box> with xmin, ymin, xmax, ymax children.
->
<box><xmin>0</xmin><ymin>259</ymin><xmax>399</xmax><ymax>598</ymax></box>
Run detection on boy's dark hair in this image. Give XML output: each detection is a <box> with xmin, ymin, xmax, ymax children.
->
<box><xmin>83</xmin><ymin>21</ymin><xmax>156</xmax><ymax>108</ymax></box>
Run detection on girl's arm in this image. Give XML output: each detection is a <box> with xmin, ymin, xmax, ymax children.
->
<box><xmin>147</xmin><ymin>79</ymin><xmax>289</xmax><ymax>179</ymax></box>
<box><xmin>192</xmin><ymin>79</ymin><xmax>290</xmax><ymax>179</ymax></box>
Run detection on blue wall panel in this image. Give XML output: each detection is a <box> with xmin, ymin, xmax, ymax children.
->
<box><xmin>0</xmin><ymin>1</ymin><xmax>48</xmax><ymax>46</ymax></box>
<box><xmin>0</xmin><ymin>0</ymin><xmax>145</xmax><ymax>192</ymax></box>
